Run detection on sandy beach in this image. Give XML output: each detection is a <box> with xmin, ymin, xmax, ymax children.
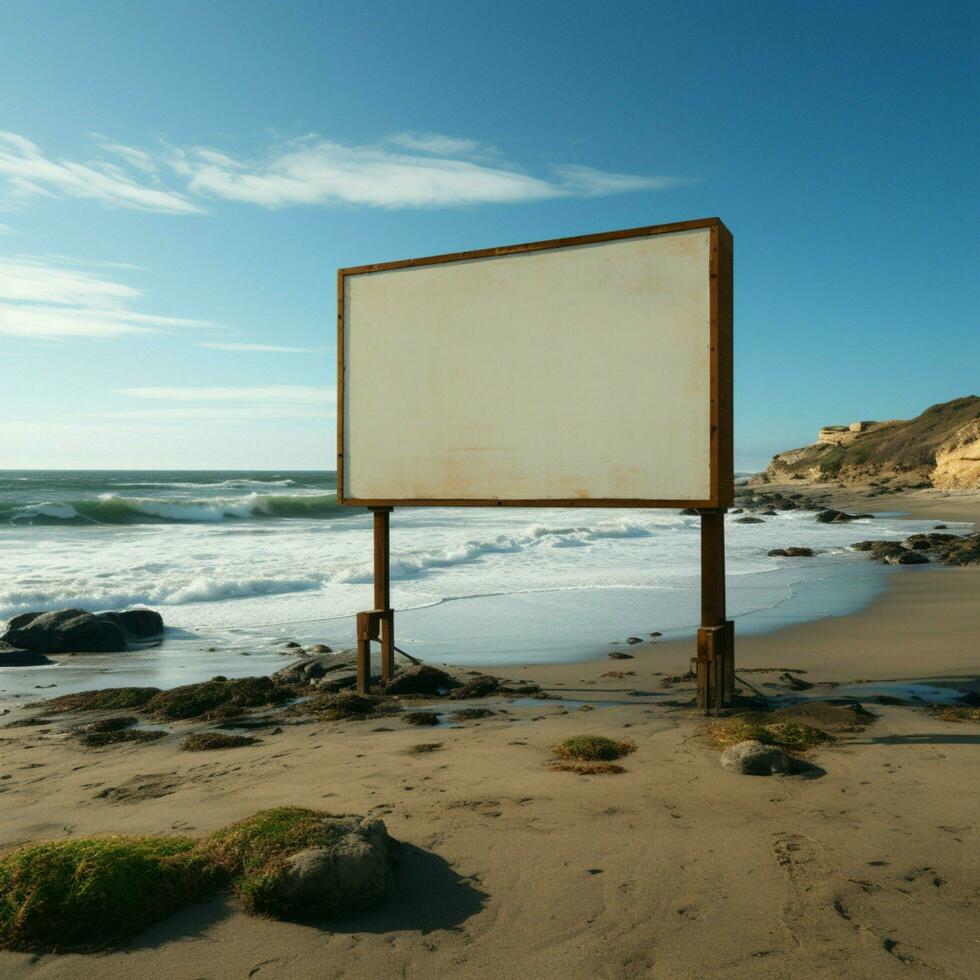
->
<box><xmin>1</xmin><ymin>488</ymin><xmax>978</xmax><ymax>980</ymax></box>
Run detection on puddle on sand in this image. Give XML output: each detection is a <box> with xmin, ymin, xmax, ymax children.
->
<box><xmin>774</xmin><ymin>681</ymin><xmax>971</xmax><ymax>706</ymax></box>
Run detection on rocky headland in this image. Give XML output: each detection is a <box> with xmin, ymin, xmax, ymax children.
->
<box><xmin>755</xmin><ymin>395</ymin><xmax>980</xmax><ymax>491</ymax></box>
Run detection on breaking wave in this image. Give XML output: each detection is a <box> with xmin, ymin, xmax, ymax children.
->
<box><xmin>3</xmin><ymin>492</ymin><xmax>349</xmax><ymax>525</ymax></box>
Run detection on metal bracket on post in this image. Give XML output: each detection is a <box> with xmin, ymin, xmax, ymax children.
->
<box><xmin>697</xmin><ymin>508</ymin><xmax>733</xmax><ymax>715</ymax></box>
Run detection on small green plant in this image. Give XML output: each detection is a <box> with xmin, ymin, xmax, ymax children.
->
<box><xmin>180</xmin><ymin>732</ymin><xmax>257</xmax><ymax>751</ymax></box>
<box><xmin>0</xmin><ymin>836</ymin><xmax>218</xmax><ymax>952</ymax></box>
<box><xmin>552</xmin><ymin>735</ymin><xmax>636</xmax><ymax>762</ymax></box>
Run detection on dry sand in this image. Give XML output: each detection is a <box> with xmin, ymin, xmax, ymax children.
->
<box><xmin>1</xmin><ymin>490</ymin><xmax>978</xmax><ymax>980</ymax></box>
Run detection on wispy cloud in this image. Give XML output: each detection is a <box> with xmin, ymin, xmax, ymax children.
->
<box><xmin>0</xmin><ymin>129</ymin><xmax>684</xmax><ymax>214</ymax></box>
<box><xmin>117</xmin><ymin>385</ymin><xmax>335</xmax><ymax>402</ymax></box>
<box><xmin>0</xmin><ymin>223</ymin><xmax>14</xmax><ymax>235</ymax></box>
<box><xmin>387</xmin><ymin>132</ymin><xmax>483</xmax><ymax>157</ymax></box>
<box><xmin>0</xmin><ymin>131</ymin><xmax>202</xmax><ymax>213</ymax></box>
<box><xmin>201</xmin><ymin>341</ymin><xmax>325</xmax><ymax>354</ymax></box>
<box><xmin>171</xmin><ymin>137</ymin><xmax>562</xmax><ymax>209</ymax></box>
<box><xmin>0</xmin><ymin>256</ymin><xmax>219</xmax><ymax>339</ymax></box>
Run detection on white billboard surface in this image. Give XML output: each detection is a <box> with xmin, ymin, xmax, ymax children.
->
<box><xmin>341</xmin><ymin>224</ymin><xmax>719</xmax><ymax>505</ymax></box>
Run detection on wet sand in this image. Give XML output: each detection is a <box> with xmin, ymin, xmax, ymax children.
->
<box><xmin>1</xmin><ymin>489</ymin><xmax>977</xmax><ymax>979</ymax></box>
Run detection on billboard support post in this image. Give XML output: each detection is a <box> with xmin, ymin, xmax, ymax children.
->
<box><xmin>355</xmin><ymin>507</ymin><xmax>394</xmax><ymax>693</ymax></box>
<box><xmin>697</xmin><ymin>508</ymin><xmax>734</xmax><ymax>714</ymax></box>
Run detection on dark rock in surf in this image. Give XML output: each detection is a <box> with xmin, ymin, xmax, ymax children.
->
<box><xmin>0</xmin><ymin>642</ymin><xmax>55</xmax><ymax>667</ymax></box>
<box><xmin>0</xmin><ymin>608</ymin><xmax>164</xmax><ymax>654</ymax></box>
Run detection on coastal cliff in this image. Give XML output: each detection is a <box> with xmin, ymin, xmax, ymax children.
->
<box><xmin>756</xmin><ymin>396</ymin><xmax>980</xmax><ymax>489</ymax></box>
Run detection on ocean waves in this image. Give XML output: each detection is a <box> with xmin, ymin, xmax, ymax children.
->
<box><xmin>2</xmin><ymin>491</ymin><xmax>349</xmax><ymax>525</ymax></box>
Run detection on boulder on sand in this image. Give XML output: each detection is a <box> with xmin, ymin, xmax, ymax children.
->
<box><xmin>720</xmin><ymin>740</ymin><xmax>791</xmax><ymax>775</ymax></box>
<box><xmin>382</xmin><ymin>664</ymin><xmax>457</xmax><ymax>696</ymax></box>
<box><xmin>254</xmin><ymin>816</ymin><xmax>396</xmax><ymax>920</ymax></box>
<box><xmin>0</xmin><ymin>608</ymin><xmax>164</xmax><ymax>654</ymax></box>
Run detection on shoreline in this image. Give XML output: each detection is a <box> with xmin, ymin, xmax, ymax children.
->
<box><xmin>0</xmin><ymin>488</ymin><xmax>977</xmax><ymax>978</ymax></box>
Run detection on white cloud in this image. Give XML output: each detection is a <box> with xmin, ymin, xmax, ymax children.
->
<box><xmin>0</xmin><ymin>131</ymin><xmax>202</xmax><ymax>213</ymax></box>
<box><xmin>550</xmin><ymin>164</ymin><xmax>690</xmax><ymax>197</ymax></box>
<box><xmin>116</xmin><ymin>385</ymin><xmax>335</xmax><ymax>403</ymax></box>
<box><xmin>173</xmin><ymin>137</ymin><xmax>560</xmax><ymax>209</ymax></box>
<box><xmin>0</xmin><ymin>257</ymin><xmax>220</xmax><ymax>339</ymax></box>
<box><xmin>0</xmin><ymin>223</ymin><xmax>14</xmax><ymax>235</ymax></box>
<box><xmin>388</xmin><ymin>132</ymin><xmax>483</xmax><ymax>156</ymax></box>
<box><xmin>1</xmin><ymin>128</ymin><xmax>685</xmax><ymax>214</ymax></box>
<box><xmin>201</xmin><ymin>341</ymin><xmax>325</xmax><ymax>354</ymax></box>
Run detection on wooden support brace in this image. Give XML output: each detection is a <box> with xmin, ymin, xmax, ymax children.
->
<box><xmin>355</xmin><ymin>609</ymin><xmax>394</xmax><ymax>693</ymax></box>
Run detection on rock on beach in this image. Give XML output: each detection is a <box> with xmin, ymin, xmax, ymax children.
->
<box><xmin>0</xmin><ymin>608</ymin><xmax>164</xmax><ymax>655</ymax></box>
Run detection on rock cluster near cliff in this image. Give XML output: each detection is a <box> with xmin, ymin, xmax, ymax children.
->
<box><xmin>757</xmin><ymin>396</ymin><xmax>980</xmax><ymax>489</ymax></box>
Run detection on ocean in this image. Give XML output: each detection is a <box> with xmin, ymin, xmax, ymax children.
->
<box><xmin>0</xmin><ymin>470</ymin><xmax>966</xmax><ymax>701</ymax></box>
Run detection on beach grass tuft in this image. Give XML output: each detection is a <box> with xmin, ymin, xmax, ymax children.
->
<box><xmin>0</xmin><ymin>835</ymin><xmax>218</xmax><ymax>952</ymax></box>
<box><xmin>705</xmin><ymin>713</ymin><xmax>835</xmax><ymax>752</ymax></box>
<box><xmin>180</xmin><ymin>732</ymin><xmax>258</xmax><ymax>751</ymax></box>
<box><xmin>405</xmin><ymin>742</ymin><xmax>443</xmax><ymax>754</ymax></box>
<box><xmin>931</xmin><ymin>704</ymin><xmax>980</xmax><ymax>723</ymax></box>
<box><xmin>552</xmin><ymin>735</ymin><xmax>636</xmax><ymax>762</ymax></box>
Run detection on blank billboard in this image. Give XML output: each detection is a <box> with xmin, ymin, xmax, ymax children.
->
<box><xmin>338</xmin><ymin>217</ymin><xmax>732</xmax><ymax>508</ymax></box>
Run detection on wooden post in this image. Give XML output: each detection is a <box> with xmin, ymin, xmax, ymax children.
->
<box><xmin>697</xmin><ymin>508</ymin><xmax>733</xmax><ymax>714</ymax></box>
<box><xmin>367</xmin><ymin>507</ymin><xmax>394</xmax><ymax>687</ymax></box>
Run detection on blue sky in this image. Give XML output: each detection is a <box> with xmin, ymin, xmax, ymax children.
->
<box><xmin>1</xmin><ymin>0</ymin><xmax>977</xmax><ymax>470</ymax></box>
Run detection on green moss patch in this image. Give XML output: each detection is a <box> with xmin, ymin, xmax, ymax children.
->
<box><xmin>706</xmin><ymin>712</ymin><xmax>837</xmax><ymax>752</ymax></box>
<box><xmin>0</xmin><ymin>835</ymin><xmax>217</xmax><ymax>952</ymax></box>
<box><xmin>197</xmin><ymin>807</ymin><xmax>353</xmax><ymax>917</ymax></box>
<box><xmin>552</xmin><ymin>735</ymin><xmax>636</xmax><ymax>762</ymax></box>
<box><xmin>37</xmin><ymin>687</ymin><xmax>161</xmax><ymax>713</ymax></box>
<box><xmin>181</xmin><ymin>732</ymin><xmax>258</xmax><ymax>751</ymax></box>
<box><xmin>144</xmin><ymin>676</ymin><xmax>293</xmax><ymax>721</ymax></box>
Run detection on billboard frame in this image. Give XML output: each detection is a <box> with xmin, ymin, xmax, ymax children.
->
<box><xmin>337</xmin><ymin>216</ymin><xmax>733</xmax><ymax>509</ymax></box>
<box><xmin>335</xmin><ymin>217</ymin><xmax>734</xmax><ymax>714</ymax></box>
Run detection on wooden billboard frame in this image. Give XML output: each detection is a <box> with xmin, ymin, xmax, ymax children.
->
<box><xmin>336</xmin><ymin>217</ymin><xmax>734</xmax><ymax>713</ymax></box>
<box><xmin>337</xmin><ymin>216</ymin><xmax>733</xmax><ymax>510</ymax></box>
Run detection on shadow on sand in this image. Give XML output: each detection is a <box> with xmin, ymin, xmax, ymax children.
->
<box><xmin>126</xmin><ymin>842</ymin><xmax>488</xmax><ymax>952</ymax></box>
